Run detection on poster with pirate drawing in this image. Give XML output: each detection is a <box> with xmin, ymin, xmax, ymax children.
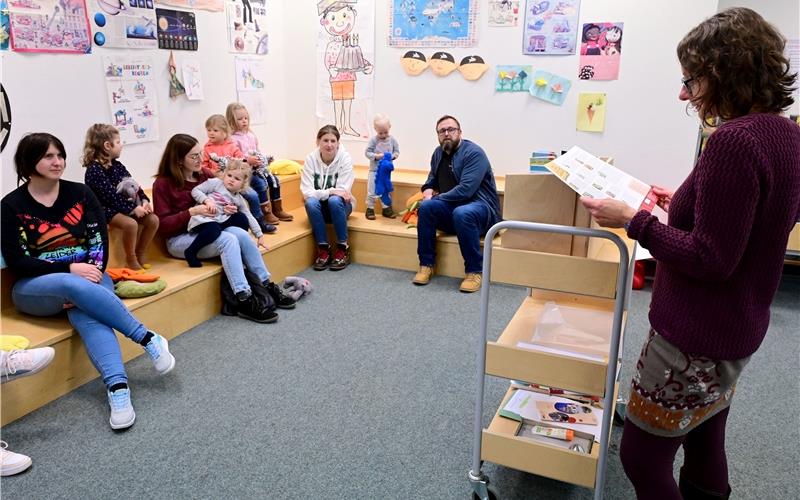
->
<box><xmin>316</xmin><ymin>0</ymin><xmax>374</xmax><ymax>140</ymax></box>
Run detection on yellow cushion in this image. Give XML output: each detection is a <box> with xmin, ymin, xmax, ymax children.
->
<box><xmin>269</xmin><ymin>159</ymin><xmax>303</xmax><ymax>175</ymax></box>
<box><xmin>0</xmin><ymin>335</ymin><xmax>31</xmax><ymax>351</ymax></box>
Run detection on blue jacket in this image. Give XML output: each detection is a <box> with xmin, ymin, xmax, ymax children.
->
<box><xmin>422</xmin><ymin>139</ymin><xmax>502</xmax><ymax>224</ymax></box>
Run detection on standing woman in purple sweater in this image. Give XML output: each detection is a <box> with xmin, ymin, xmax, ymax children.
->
<box><xmin>582</xmin><ymin>8</ymin><xmax>800</xmax><ymax>499</ymax></box>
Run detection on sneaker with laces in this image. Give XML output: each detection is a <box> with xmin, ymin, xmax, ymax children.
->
<box><xmin>107</xmin><ymin>388</ymin><xmax>136</xmax><ymax>430</ymax></box>
<box><xmin>143</xmin><ymin>332</ymin><xmax>175</xmax><ymax>375</ymax></box>
<box><xmin>459</xmin><ymin>272</ymin><xmax>483</xmax><ymax>293</ymax></box>
<box><xmin>237</xmin><ymin>293</ymin><xmax>279</xmax><ymax>324</ymax></box>
<box><xmin>313</xmin><ymin>246</ymin><xmax>331</xmax><ymax>271</ymax></box>
<box><xmin>365</xmin><ymin>208</ymin><xmax>376</xmax><ymax>220</ymax></box>
<box><xmin>329</xmin><ymin>245</ymin><xmax>350</xmax><ymax>271</ymax></box>
<box><xmin>0</xmin><ymin>441</ymin><xmax>32</xmax><ymax>477</ymax></box>
<box><xmin>265</xmin><ymin>281</ymin><xmax>296</xmax><ymax>309</ymax></box>
<box><xmin>412</xmin><ymin>266</ymin><xmax>433</xmax><ymax>285</ymax></box>
<box><xmin>382</xmin><ymin>207</ymin><xmax>397</xmax><ymax>219</ymax></box>
<box><xmin>0</xmin><ymin>347</ymin><xmax>56</xmax><ymax>382</ymax></box>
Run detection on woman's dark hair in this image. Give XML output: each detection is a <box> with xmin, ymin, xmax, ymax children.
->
<box><xmin>677</xmin><ymin>7</ymin><xmax>797</xmax><ymax>122</ymax></box>
<box><xmin>316</xmin><ymin>125</ymin><xmax>340</xmax><ymax>141</ymax></box>
<box><xmin>155</xmin><ymin>133</ymin><xmax>199</xmax><ymax>189</ymax></box>
<box><xmin>435</xmin><ymin>115</ymin><xmax>461</xmax><ymax>130</ymax></box>
<box><xmin>13</xmin><ymin>133</ymin><xmax>66</xmax><ymax>185</ymax></box>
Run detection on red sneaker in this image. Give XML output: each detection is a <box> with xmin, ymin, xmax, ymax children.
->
<box><xmin>313</xmin><ymin>246</ymin><xmax>331</xmax><ymax>271</ymax></box>
<box><xmin>329</xmin><ymin>245</ymin><xmax>350</xmax><ymax>271</ymax></box>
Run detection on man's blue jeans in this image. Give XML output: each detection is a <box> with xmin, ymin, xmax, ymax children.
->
<box><xmin>12</xmin><ymin>273</ymin><xmax>148</xmax><ymax>388</ymax></box>
<box><xmin>304</xmin><ymin>196</ymin><xmax>352</xmax><ymax>245</ymax></box>
<box><xmin>416</xmin><ymin>198</ymin><xmax>494</xmax><ymax>274</ymax></box>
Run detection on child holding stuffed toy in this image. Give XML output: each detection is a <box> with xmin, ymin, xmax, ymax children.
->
<box><xmin>83</xmin><ymin>124</ymin><xmax>159</xmax><ymax>269</ymax></box>
<box><xmin>364</xmin><ymin>114</ymin><xmax>399</xmax><ymax>220</ymax></box>
<box><xmin>202</xmin><ymin>114</ymin><xmax>276</xmax><ymax>234</ymax></box>
<box><xmin>226</xmin><ymin>102</ymin><xmax>294</xmax><ymax>223</ymax></box>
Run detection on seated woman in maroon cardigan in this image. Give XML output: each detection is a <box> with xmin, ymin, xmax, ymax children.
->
<box><xmin>151</xmin><ymin>134</ymin><xmax>295</xmax><ymax>324</ymax></box>
<box><xmin>581</xmin><ymin>8</ymin><xmax>800</xmax><ymax>499</ymax></box>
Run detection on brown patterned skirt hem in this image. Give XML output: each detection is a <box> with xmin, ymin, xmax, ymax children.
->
<box><xmin>626</xmin><ymin>329</ymin><xmax>750</xmax><ymax>438</ymax></box>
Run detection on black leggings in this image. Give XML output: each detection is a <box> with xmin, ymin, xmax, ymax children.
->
<box><xmin>184</xmin><ymin>212</ymin><xmax>249</xmax><ymax>267</ymax></box>
<box><xmin>620</xmin><ymin>407</ymin><xmax>730</xmax><ymax>499</ymax></box>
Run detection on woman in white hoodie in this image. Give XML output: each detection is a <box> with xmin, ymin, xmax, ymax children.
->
<box><xmin>301</xmin><ymin>125</ymin><xmax>356</xmax><ymax>271</ymax></box>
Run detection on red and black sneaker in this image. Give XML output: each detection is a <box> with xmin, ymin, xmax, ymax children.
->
<box><xmin>313</xmin><ymin>245</ymin><xmax>331</xmax><ymax>271</ymax></box>
<box><xmin>329</xmin><ymin>244</ymin><xmax>350</xmax><ymax>271</ymax></box>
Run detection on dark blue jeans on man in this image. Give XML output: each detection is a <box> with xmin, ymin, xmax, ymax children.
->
<box><xmin>416</xmin><ymin>198</ymin><xmax>494</xmax><ymax>274</ymax></box>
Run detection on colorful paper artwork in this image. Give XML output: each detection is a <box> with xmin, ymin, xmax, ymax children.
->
<box><xmin>488</xmin><ymin>0</ymin><xmax>519</xmax><ymax>27</ymax></box>
<box><xmin>578</xmin><ymin>22</ymin><xmax>623</xmax><ymax>80</ymax></box>
<box><xmin>529</xmin><ymin>69</ymin><xmax>571</xmax><ymax>105</ymax></box>
<box><xmin>181</xmin><ymin>57</ymin><xmax>204</xmax><ymax>100</ymax></box>
<box><xmin>457</xmin><ymin>55</ymin><xmax>488</xmax><ymax>80</ymax></box>
<box><xmin>156</xmin><ymin>7</ymin><xmax>197</xmax><ymax>50</ymax></box>
<box><xmin>316</xmin><ymin>0</ymin><xmax>374</xmax><ymax>140</ymax></box>
<box><xmin>234</xmin><ymin>56</ymin><xmax>266</xmax><ymax>124</ymax></box>
<box><xmin>495</xmin><ymin>64</ymin><xmax>531</xmax><ymax>92</ymax></box>
<box><xmin>91</xmin><ymin>0</ymin><xmax>157</xmax><ymax>49</ymax></box>
<box><xmin>154</xmin><ymin>0</ymin><xmax>224</xmax><ymax>12</ymax></box>
<box><xmin>522</xmin><ymin>0</ymin><xmax>580</xmax><ymax>55</ymax></box>
<box><xmin>226</xmin><ymin>0</ymin><xmax>267</xmax><ymax>55</ymax></box>
<box><xmin>103</xmin><ymin>56</ymin><xmax>159</xmax><ymax>144</ymax></box>
<box><xmin>1</xmin><ymin>0</ymin><xmax>10</xmax><ymax>50</ymax></box>
<box><xmin>576</xmin><ymin>92</ymin><xmax>606</xmax><ymax>132</ymax></box>
<box><xmin>400</xmin><ymin>50</ymin><xmax>428</xmax><ymax>76</ymax></box>
<box><xmin>389</xmin><ymin>0</ymin><xmax>478</xmax><ymax>48</ymax></box>
<box><xmin>9</xmin><ymin>0</ymin><xmax>91</xmax><ymax>53</ymax></box>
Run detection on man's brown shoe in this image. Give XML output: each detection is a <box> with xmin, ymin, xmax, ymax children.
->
<box><xmin>412</xmin><ymin>266</ymin><xmax>433</xmax><ymax>285</ymax></box>
<box><xmin>459</xmin><ymin>273</ymin><xmax>482</xmax><ymax>293</ymax></box>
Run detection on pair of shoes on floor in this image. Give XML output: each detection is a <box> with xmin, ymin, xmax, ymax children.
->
<box><xmin>412</xmin><ymin>265</ymin><xmax>433</xmax><ymax>285</ymax></box>
<box><xmin>0</xmin><ymin>441</ymin><xmax>32</xmax><ymax>476</ymax></box>
<box><xmin>314</xmin><ymin>245</ymin><xmax>350</xmax><ymax>271</ymax></box>
<box><xmin>265</xmin><ymin>281</ymin><xmax>296</xmax><ymax>309</ymax></box>
<box><xmin>0</xmin><ymin>347</ymin><xmax>56</xmax><ymax>382</ymax></box>
<box><xmin>236</xmin><ymin>291</ymin><xmax>279</xmax><ymax>323</ymax></box>
<box><xmin>411</xmin><ymin>267</ymin><xmax>482</xmax><ymax>292</ymax></box>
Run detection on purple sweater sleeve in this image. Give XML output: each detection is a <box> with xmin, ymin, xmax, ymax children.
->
<box><xmin>627</xmin><ymin>127</ymin><xmax>761</xmax><ymax>281</ymax></box>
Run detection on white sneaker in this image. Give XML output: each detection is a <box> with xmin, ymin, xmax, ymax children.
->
<box><xmin>0</xmin><ymin>441</ymin><xmax>32</xmax><ymax>476</ymax></box>
<box><xmin>0</xmin><ymin>347</ymin><xmax>56</xmax><ymax>382</ymax></box>
<box><xmin>143</xmin><ymin>332</ymin><xmax>175</xmax><ymax>375</ymax></box>
<box><xmin>107</xmin><ymin>388</ymin><xmax>136</xmax><ymax>430</ymax></box>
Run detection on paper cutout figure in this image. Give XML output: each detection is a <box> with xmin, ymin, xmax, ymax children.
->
<box><xmin>401</xmin><ymin>50</ymin><xmax>428</xmax><ymax>76</ymax></box>
<box><xmin>529</xmin><ymin>70</ymin><xmax>571</xmax><ymax>105</ymax></box>
<box><xmin>168</xmin><ymin>51</ymin><xmax>186</xmax><ymax>99</ymax></box>
<box><xmin>577</xmin><ymin>92</ymin><xmax>606</xmax><ymax>132</ymax></box>
<box><xmin>458</xmin><ymin>55</ymin><xmax>487</xmax><ymax>81</ymax></box>
<box><xmin>430</xmin><ymin>51</ymin><xmax>457</xmax><ymax>77</ymax></box>
<box><xmin>495</xmin><ymin>65</ymin><xmax>531</xmax><ymax>92</ymax></box>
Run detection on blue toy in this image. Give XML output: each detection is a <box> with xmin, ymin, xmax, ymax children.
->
<box><xmin>375</xmin><ymin>151</ymin><xmax>394</xmax><ymax>207</ymax></box>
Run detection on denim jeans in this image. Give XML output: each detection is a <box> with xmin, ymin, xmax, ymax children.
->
<box><xmin>250</xmin><ymin>174</ymin><xmax>269</xmax><ymax>204</ymax></box>
<box><xmin>242</xmin><ymin>187</ymin><xmax>264</xmax><ymax>220</ymax></box>
<box><xmin>12</xmin><ymin>273</ymin><xmax>147</xmax><ymax>388</ymax></box>
<box><xmin>304</xmin><ymin>196</ymin><xmax>352</xmax><ymax>245</ymax></box>
<box><xmin>166</xmin><ymin>226</ymin><xmax>270</xmax><ymax>294</ymax></box>
<box><xmin>416</xmin><ymin>198</ymin><xmax>494</xmax><ymax>273</ymax></box>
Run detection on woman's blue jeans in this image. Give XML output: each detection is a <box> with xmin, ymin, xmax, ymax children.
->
<box><xmin>12</xmin><ymin>273</ymin><xmax>147</xmax><ymax>388</ymax></box>
<box><xmin>166</xmin><ymin>226</ymin><xmax>270</xmax><ymax>294</ymax></box>
<box><xmin>304</xmin><ymin>196</ymin><xmax>352</xmax><ymax>245</ymax></box>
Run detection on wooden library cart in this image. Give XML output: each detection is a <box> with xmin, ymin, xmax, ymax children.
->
<box><xmin>468</xmin><ymin>221</ymin><xmax>632</xmax><ymax>500</ymax></box>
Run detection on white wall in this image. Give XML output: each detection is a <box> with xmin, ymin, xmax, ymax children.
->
<box><xmin>0</xmin><ymin>1</ymin><xmax>288</xmax><ymax>196</ymax></box>
<box><xmin>283</xmin><ymin>0</ymin><xmax>719</xmax><ymax>191</ymax></box>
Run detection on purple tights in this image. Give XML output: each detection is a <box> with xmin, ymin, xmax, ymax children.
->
<box><xmin>620</xmin><ymin>407</ymin><xmax>731</xmax><ymax>499</ymax></box>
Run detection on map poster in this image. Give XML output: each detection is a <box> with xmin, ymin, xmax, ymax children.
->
<box><xmin>103</xmin><ymin>56</ymin><xmax>159</xmax><ymax>145</ymax></box>
<box><xmin>388</xmin><ymin>0</ymin><xmax>478</xmax><ymax>48</ymax></box>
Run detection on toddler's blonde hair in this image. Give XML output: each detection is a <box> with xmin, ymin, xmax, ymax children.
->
<box><xmin>81</xmin><ymin>124</ymin><xmax>119</xmax><ymax>166</ymax></box>
<box><xmin>225</xmin><ymin>102</ymin><xmax>249</xmax><ymax>132</ymax></box>
<box><xmin>373</xmin><ymin>113</ymin><xmax>391</xmax><ymax>128</ymax></box>
<box><xmin>220</xmin><ymin>158</ymin><xmax>252</xmax><ymax>192</ymax></box>
<box><xmin>205</xmin><ymin>114</ymin><xmax>231</xmax><ymax>138</ymax></box>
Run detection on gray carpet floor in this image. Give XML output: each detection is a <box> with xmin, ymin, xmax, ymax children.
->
<box><xmin>1</xmin><ymin>264</ymin><xmax>798</xmax><ymax>499</ymax></box>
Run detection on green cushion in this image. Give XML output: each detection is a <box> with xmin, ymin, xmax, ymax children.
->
<box><xmin>114</xmin><ymin>279</ymin><xmax>167</xmax><ymax>298</ymax></box>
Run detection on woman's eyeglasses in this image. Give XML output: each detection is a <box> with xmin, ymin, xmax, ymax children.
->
<box><xmin>681</xmin><ymin>76</ymin><xmax>696</xmax><ymax>96</ymax></box>
<box><xmin>187</xmin><ymin>153</ymin><xmax>201</xmax><ymax>160</ymax></box>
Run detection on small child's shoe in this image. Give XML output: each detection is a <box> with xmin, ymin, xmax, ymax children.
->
<box><xmin>382</xmin><ymin>207</ymin><xmax>397</xmax><ymax>219</ymax></box>
<box><xmin>107</xmin><ymin>387</ymin><xmax>136</xmax><ymax>430</ymax></box>
<box><xmin>0</xmin><ymin>441</ymin><xmax>32</xmax><ymax>476</ymax></box>
<box><xmin>143</xmin><ymin>332</ymin><xmax>176</xmax><ymax>375</ymax></box>
<box><xmin>365</xmin><ymin>208</ymin><xmax>376</xmax><ymax>220</ymax></box>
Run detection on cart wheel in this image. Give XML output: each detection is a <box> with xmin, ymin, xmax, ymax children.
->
<box><xmin>471</xmin><ymin>486</ymin><xmax>499</xmax><ymax>500</ymax></box>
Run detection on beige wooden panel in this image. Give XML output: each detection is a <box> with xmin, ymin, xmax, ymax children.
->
<box><xmin>788</xmin><ymin>223</ymin><xmax>800</xmax><ymax>252</ymax></box>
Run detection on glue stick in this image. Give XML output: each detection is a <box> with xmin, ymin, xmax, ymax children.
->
<box><xmin>531</xmin><ymin>425</ymin><xmax>574</xmax><ymax>441</ymax></box>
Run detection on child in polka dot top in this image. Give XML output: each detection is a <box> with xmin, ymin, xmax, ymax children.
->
<box><xmin>83</xmin><ymin>124</ymin><xmax>159</xmax><ymax>269</ymax></box>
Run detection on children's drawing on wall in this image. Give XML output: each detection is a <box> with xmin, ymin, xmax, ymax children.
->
<box><xmin>316</xmin><ymin>0</ymin><xmax>374</xmax><ymax>139</ymax></box>
<box><xmin>495</xmin><ymin>65</ymin><xmax>532</xmax><ymax>92</ymax></box>
<box><xmin>155</xmin><ymin>0</ymin><xmax>223</xmax><ymax>12</ymax></box>
<box><xmin>182</xmin><ymin>57</ymin><xmax>204</xmax><ymax>101</ymax></box>
<box><xmin>8</xmin><ymin>0</ymin><xmax>91</xmax><ymax>53</ymax></box>
<box><xmin>91</xmin><ymin>0</ymin><xmax>156</xmax><ymax>49</ymax></box>
<box><xmin>226</xmin><ymin>0</ymin><xmax>268</xmax><ymax>54</ymax></box>
<box><xmin>576</xmin><ymin>92</ymin><xmax>606</xmax><ymax>132</ymax></box>
<box><xmin>578</xmin><ymin>22</ymin><xmax>623</xmax><ymax>80</ymax></box>
<box><xmin>529</xmin><ymin>69</ymin><xmax>571</xmax><ymax>105</ymax></box>
<box><xmin>103</xmin><ymin>56</ymin><xmax>159</xmax><ymax>144</ymax></box>
<box><xmin>167</xmin><ymin>50</ymin><xmax>186</xmax><ymax>99</ymax></box>
<box><xmin>488</xmin><ymin>0</ymin><xmax>519</xmax><ymax>27</ymax></box>
<box><xmin>234</xmin><ymin>56</ymin><xmax>267</xmax><ymax>124</ymax></box>
<box><xmin>521</xmin><ymin>0</ymin><xmax>580</xmax><ymax>55</ymax></box>
<box><xmin>389</xmin><ymin>0</ymin><xmax>477</xmax><ymax>48</ymax></box>
<box><xmin>1</xmin><ymin>0</ymin><xmax>11</xmax><ymax>50</ymax></box>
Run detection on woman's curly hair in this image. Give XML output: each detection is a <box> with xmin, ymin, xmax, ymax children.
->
<box><xmin>677</xmin><ymin>7</ymin><xmax>797</xmax><ymax>123</ymax></box>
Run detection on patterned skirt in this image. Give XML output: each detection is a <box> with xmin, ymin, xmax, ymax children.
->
<box><xmin>626</xmin><ymin>329</ymin><xmax>750</xmax><ymax>437</ymax></box>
